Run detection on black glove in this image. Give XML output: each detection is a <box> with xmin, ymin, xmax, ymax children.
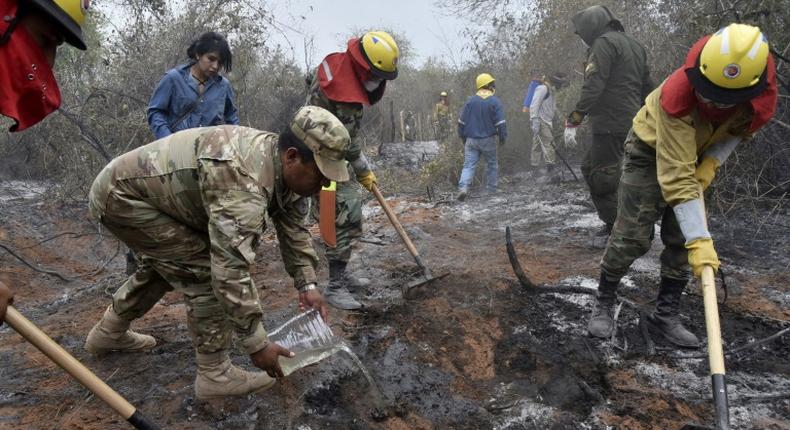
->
<box><xmin>498</xmin><ymin>137</ymin><xmax>506</xmax><ymax>146</ymax></box>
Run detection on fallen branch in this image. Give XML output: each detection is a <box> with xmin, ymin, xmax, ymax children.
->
<box><xmin>86</xmin><ymin>241</ymin><xmax>121</xmax><ymax>277</ymax></box>
<box><xmin>0</xmin><ymin>242</ymin><xmax>71</xmax><ymax>282</ymax></box>
<box><xmin>20</xmin><ymin>231</ymin><xmax>107</xmax><ymax>250</ymax></box>
<box><xmin>505</xmin><ymin>226</ymin><xmax>643</xmax><ymax>307</ymax></box>
<box><xmin>505</xmin><ymin>226</ymin><xmax>538</xmax><ymax>289</ymax></box>
<box><xmin>670</xmin><ymin>326</ymin><xmax>790</xmax><ymax>359</ymax></box>
<box><xmin>731</xmin><ymin>392</ymin><xmax>790</xmax><ymax>403</ymax></box>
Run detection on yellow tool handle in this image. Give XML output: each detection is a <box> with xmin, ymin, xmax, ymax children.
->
<box><xmin>701</xmin><ymin>266</ymin><xmax>725</xmax><ymax>375</ymax></box>
<box><xmin>5</xmin><ymin>306</ymin><xmax>136</xmax><ymax>419</ymax></box>
<box><xmin>370</xmin><ymin>184</ymin><xmax>420</xmax><ymax>258</ymax></box>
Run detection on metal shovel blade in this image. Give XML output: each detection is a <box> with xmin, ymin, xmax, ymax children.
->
<box><xmin>401</xmin><ymin>271</ymin><xmax>449</xmax><ymax>299</ymax></box>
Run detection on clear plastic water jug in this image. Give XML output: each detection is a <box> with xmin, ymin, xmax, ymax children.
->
<box><xmin>267</xmin><ymin>310</ymin><xmax>341</xmax><ymax>377</ymax></box>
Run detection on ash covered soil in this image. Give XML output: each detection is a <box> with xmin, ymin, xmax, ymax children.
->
<box><xmin>0</xmin><ymin>172</ymin><xmax>788</xmax><ymax>430</ymax></box>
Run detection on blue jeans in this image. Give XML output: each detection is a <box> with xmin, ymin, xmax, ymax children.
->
<box><xmin>458</xmin><ymin>136</ymin><xmax>498</xmax><ymax>192</ymax></box>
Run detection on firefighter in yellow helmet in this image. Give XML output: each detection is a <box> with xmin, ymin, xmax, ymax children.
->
<box><xmin>456</xmin><ymin>73</ymin><xmax>507</xmax><ymax>200</ymax></box>
<box><xmin>588</xmin><ymin>24</ymin><xmax>777</xmax><ymax>348</ymax></box>
<box><xmin>433</xmin><ymin>91</ymin><xmax>452</xmax><ymax>145</ymax></box>
<box><xmin>0</xmin><ymin>0</ymin><xmax>90</xmax><ymax>327</ymax></box>
<box><xmin>305</xmin><ymin>30</ymin><xmax>399</xmax><ymax>310</ymax></box>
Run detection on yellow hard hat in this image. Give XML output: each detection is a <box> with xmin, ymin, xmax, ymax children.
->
<box><xmin>30</xmin><ymin>0</ymin><xmax>89</xmax><ymax>50</ymax></box>
<box><xmin>440</xmin><ymin>91</ymin><xmax>448</xmax><ymax>97</ymax></box>
<box><xmin>360</xmin><ymin>31</ymin><xmax>399</xmax><ymax>80</ymax></box>
<box><xmin>475</xmin><ymin>73</ymin><xmax>495</xmax><ymax>90</ymax></box>
<box><xmin>691</xmin><ymin>23</ymin><xmax>769</xmax><ymax>104</ymax></box>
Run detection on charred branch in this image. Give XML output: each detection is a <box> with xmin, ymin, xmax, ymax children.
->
<box><xmin>0</xmin><ymin>242</ymin><xmax>71</xmax><ymax>282</ymax></box>
<box><xmin>505</xmin><ymin>226</ymin><xmax>538</xmax><ymax>289</ymax></box>
<box><xmin>670</xmin><ymin>326</ymin><xmax>790</xmax><ymax>360</ymax></box>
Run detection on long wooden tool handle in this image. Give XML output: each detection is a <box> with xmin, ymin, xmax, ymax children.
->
<box><xmin>700</xmin><ymin>266</ymin><xmax>729</xmax><ymax>429</ymax></box>
<box><xmin>5</xmin><ymin>306</ymin><xmax>160</xmax><ymax>430</ymax></box>
<box><xmin>371</xmin><ymin>184</ymin><xmax>420</xmax><ymax>258</ymax></box>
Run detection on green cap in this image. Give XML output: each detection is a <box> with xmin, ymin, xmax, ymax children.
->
<box><xmin>290</xmin><ymin>106</ymin><xmax>350</xmax><ymax>182</ymax></box>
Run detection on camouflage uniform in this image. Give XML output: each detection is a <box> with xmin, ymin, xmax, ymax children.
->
<box><xmin>433</xmin><ymin>102</ymin><xmax>452</xmax><ymax>147</ymax></box>
<box><xmin>600</xmin><ymin>132</ymin><xmax>689</xmax><ymax>281</ymax></box>
<box><xmin>305</xmin><ymin>77</ymin><xmax>366</xmax><ymax>264</ymax></box>
<box><xmin>89</xmin><ymin>126</ymin><xmax>318</xmax><ymax>355</ymax></box>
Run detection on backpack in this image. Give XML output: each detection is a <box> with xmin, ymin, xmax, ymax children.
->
<box><xmin>523</xmin><ymin>79</ymin><xmax>549</xmax><ymax>108</ymax></box>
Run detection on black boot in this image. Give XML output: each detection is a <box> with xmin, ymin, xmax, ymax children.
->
<box><xmin>587</xmin><ymin>273</ymin><xmax>619</xmax><ymax>338</ymax></box>
<box><xmin>645</xmin><ymin>277</ymin><xmax>700</xmax><ymax>348</ymax></box>
<box><xmin>324</xmin><ymin>260</ymin><xmax>362</xmax><ymax>310</ymax></box>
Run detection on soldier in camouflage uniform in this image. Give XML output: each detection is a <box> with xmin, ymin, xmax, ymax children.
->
<box><xmin>84</xmin><ymin>106</ymin><xmax>351</xmax><ymax>399</ymax></box>
<box><xmin>306</xmin><ymin>31</ymin><xmax>400</xmax><ymax>310</ymax></box>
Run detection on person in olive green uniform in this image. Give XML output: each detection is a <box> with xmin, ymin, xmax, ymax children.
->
<box><xmin>433</xmin><ymin>91</ymin><xmax>452</xmax><ymax>147</ymax></box>
<box><xmin>84</xmin><ymin>106</ymin><xmax>350</xmax><ymax>399</ymax></box>
<box><xmin>306</xmin><ymin>31</ymin><xmax>400</xmax><ymax>310</ymax></box>
<box><xmin>564</xmin><ymin>5</ymin><xmax>653</xmax><ymax>246</ymax></box>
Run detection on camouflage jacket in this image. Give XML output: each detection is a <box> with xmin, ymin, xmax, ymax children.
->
<box><xmin>91</xmin><ymin>126</ymin><xmax>318</xmax><ymax>349</ymax></box>
<box><xmin>305</xmin><ymin>75</ymin><xmax>372</xmax><ymax>177</ymax></box>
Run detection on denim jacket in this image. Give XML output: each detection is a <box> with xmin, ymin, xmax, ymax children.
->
<box><xmin>147</xmin><ymin>63</ymin><xmax>239</xmax><ymax>139</ymax></box>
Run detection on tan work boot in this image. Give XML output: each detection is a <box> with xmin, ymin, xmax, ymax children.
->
<box><xmin>84</xmin><ymin>305</ymin><xmax>156</xmax><ymax>354</ymax></box>
<box><xmin>195</xmin><ymin>351</ymin><xmax>275</xmax><ymax>399</ymax></box>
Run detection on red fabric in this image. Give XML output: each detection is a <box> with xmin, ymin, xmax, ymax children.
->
<box><xmin>0</xmin><ymin>0</ymin><xmax>62</xmax><ymax>132</ymax></box>
<box><xmin>661</xmin><ymin>35</ymin><xmax>777</xmax><ymax>133</ymax></box>
<box><xmin>317</xmin><ymin>38</ymin><xmax>376</xmax><ymax>105</ymax></box>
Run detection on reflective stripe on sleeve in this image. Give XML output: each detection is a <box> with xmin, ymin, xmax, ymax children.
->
<box><xmin>702</xmin><ymin>136</ymin><xmax>741</xmax><ymax>165</ymax></box>
<box><xmin>673</xmin><ymin>198</ymin><xmax>711</xmax><ymax>244</ymax></box>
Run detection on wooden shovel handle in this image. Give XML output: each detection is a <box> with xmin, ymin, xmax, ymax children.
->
<box><xmin>5</xmin><ymin>306</ymin><xmax>159</xmax><ymax>429</ymax></box>
<box><xmin>700</xmin><ymin>266</ymin><xmax>725</xmax><ymax>375</ymax></box>
<box><xmin>370</xmin><ymin>184</ymin><xmax>420</xmax><ymax>259</ymax></box>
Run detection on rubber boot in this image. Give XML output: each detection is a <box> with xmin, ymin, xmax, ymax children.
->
<box><xmin>195</xmin><ymin>351</ymin><xmax>275</xmax><ymax>399</ymax></box>
<box><xmin>324</xmin><ymin>261</ymin><xmax>362</xmax><ymax>310</ymax></box>
<box><xmin>330</xmin><ymin>260</ymin><xmax>370</xmax><ymax>293</ymax></box>
<box><xmin>587</xmin><ymin>274</ymin><xmax>619</xmax><ymax>338</ymax></box>
<box><xmin>456</xmin><ymin>188</ymin><xmax>468</xmax><ymax>201</ymax></box>
<box><xmin>84</xmin><ymin>305</ymin><xmax>156</xmax><ymax>354</ymax></box>
<box><xmin>646</xmin><ymin>277</ymin><xmax>700</xmax><ymax>348</ymax></box>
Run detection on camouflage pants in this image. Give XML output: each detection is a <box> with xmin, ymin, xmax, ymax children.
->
<box><xmin>581</xmin><ymin>132</ymin><xmax>627</xmax><ymax>226</ymax></box>
<box><xmin>531</xmin><ymin>122</ymin><xmax>556</xmax><ymax>167</ymax></box>
<box><xmin>600</xmin><ymin>133</ymin><xmax>690</xmax><ymax>282</ymax></box>
<box><xmin>89</xmin><ymin>187</ymin><xmax>236</xmax><ymax>355</ymax></box>
<box><xmin>313</xmin><ymin>179</ymin><xmax>363</xmax><ymax>264</ymax></box>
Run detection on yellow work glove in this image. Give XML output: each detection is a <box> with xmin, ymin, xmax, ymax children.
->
<box><xmin>695</xmin><ymin>157</ymin><xmax>720</xmax><ymax>191</ymax></box>
<box><xmin>686</xmin><ymin>238</ymin><xmax>720</xmax><ymax>277</ymax></box>
<box><xmin>357</xmin><ymin>170</ymin><xmax>377</xmax><ymax>192</ymax></box>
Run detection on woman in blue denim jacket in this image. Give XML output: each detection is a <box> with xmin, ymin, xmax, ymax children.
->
<box><xmin>147</xmin><ymin>31</ymin><xmax>239</xmax><ymax>139</ymax></box>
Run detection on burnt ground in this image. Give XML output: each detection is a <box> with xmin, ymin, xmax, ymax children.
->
<box><xmin>0</xmin><ymin>168</ymin><xmax>789</xmax><ymax>429</ymax></box>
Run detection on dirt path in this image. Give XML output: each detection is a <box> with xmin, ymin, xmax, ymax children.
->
<box><xmin>1</xmin><ymin>176</ymin><xmax>788</xmax><ymax>429</ymax></box>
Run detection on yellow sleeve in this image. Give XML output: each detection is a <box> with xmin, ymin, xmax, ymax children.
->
<box><xmin>653</xmin><ymin>94</ymin><xmax>700</xmax><ymax>207</ymax></box>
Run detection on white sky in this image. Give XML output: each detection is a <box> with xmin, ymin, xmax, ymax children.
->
<box><xmin>265</xmin><ymin>0</ymin><xmax>474</xmax><ymax>69</ymax></box>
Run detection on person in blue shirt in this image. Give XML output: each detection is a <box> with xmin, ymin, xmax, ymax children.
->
<box><xmin>147</xmin><ymin>31</ymin><xmax>239</xmax><ymax>139</ymax></box>
<box><xmin>456</xmin><ymin>73</ymin><xmax>507</xmax><ymax>201</ymax></box>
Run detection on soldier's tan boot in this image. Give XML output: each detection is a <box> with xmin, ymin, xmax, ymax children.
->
<box><xmin>84</xmin><ymin>305</ymin><xmax>156</xmax><ymax>354</ymax></box>
<box><xmin>195</xmin><ymin>351</ymin><xmax>275</xmax><ymax>399</ymax></box>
